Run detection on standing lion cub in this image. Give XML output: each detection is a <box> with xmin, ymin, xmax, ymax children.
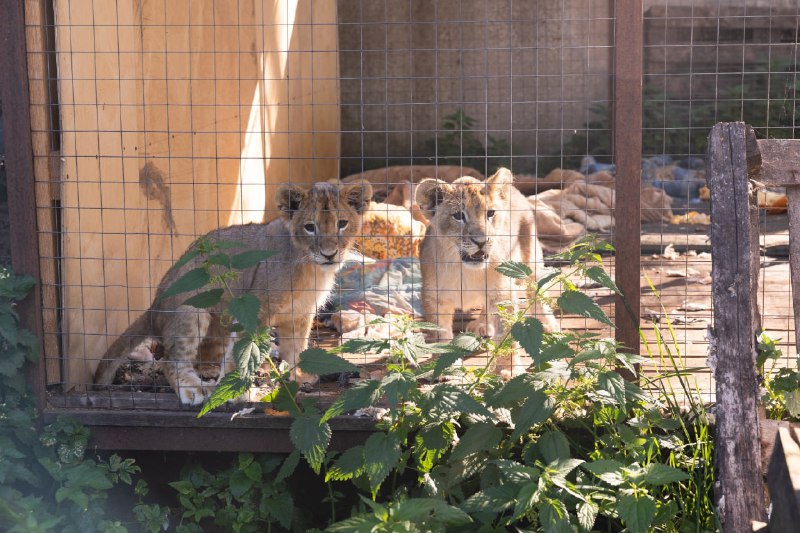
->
<box><xmin>416</xmin><ymin>168</ymin><xmax>558</xmax><ymax>348</ymax></box>
<box><xmin>94</xmin><ymin>181</ymin><xmax>372</xmax><ymax>404</ymax></box>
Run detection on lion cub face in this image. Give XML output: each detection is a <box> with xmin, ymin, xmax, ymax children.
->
<box><xmin>416</xmin><ymin>168</ymin><xmax>513</xmax><ymax>268</ymax></box>
<box><xmin>276</xmin><ymin>181</ymin><xmax>373</xmax><ymax>268</ymax></box>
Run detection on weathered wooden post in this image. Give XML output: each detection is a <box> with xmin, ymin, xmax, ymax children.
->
<box><xmin>707</xmin><ymin>122</ymin><xmax>767</xmax><ymax>530</ymax></box>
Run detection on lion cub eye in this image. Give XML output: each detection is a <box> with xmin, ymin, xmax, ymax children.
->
<box><xmin>486</xmin><ymin>209</ymin><xmax>496</xmax><ymax>219</ymax></box>
<box><xmin>452</xmin><ymin>211</ymin><xmax>466</xmax><ymax>222</ymax></box>
<box><xmin>304</xmin><ymin>223</ymin><xmax>316</xmax><ymax>234</ymax></box>
<box><xmin>337</xmin><ymin>220</ymin><xmax>349</xmax><ymax>231</ymax></box>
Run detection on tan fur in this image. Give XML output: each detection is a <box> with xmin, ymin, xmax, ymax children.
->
<box><xmin>416</xmin><ymin>168</ymin><xmax>559</xmax><ymax>353</ymax></box>
<box><xmin>94</xmin><ymin>181</ymin><xmax>373</xmax><ymax>405</ymax></box>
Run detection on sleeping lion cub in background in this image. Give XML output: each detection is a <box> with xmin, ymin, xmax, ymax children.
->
<box><xmin>94</xmin><ymin>181</ymin><xmax>372</xmax><ymax>405</ymax></box>
<box><xmin>416</xmin><ymin>168</ymin><xmax>558</xmax><ymax>352</ymax></box>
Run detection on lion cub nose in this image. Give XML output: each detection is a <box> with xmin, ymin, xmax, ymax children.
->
<box><xmin>321</xmin><ymin>249</ymin><xmax>339</xmax><ymax>261</ymax></box>
<box><xmin>470</xmin><ymin>237</ymin><xmax>488</xmax><ymax>249</ymax></box>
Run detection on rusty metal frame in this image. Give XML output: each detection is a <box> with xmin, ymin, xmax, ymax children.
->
<box><xmin>4</xmin><ymin>1</ymin><xmax>645</xmax><ymax>451</ymax></box>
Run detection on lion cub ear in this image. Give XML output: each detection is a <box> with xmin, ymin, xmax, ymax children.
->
<box><xmin>415</xmin><ymin>179</ymin><xmax>452</xmax><ymax>220</ymax></box>
<box><xmin>276</xmin><ymin>184</ymin><xmax>309</xmax><ymax>220</ymax></box>
<box><xmin>486</xmin><ymin>167</ymin><xmax>514</xmax><ymax>199</ymax></box>
<box><xmin>340</xmin><ymin>181</ymin><xmax>373</xmax><ymax>214</ymax></box>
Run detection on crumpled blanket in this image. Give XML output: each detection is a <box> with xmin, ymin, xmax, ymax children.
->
<box><xmin>529</xmin><ymin>176</ymin><xmax>673</xmax><ymax>251</ymax></box>
<box><xmin>327</xmin><ymin>258</ymin><xmax>424</xmax><ymax>338</ymax></box>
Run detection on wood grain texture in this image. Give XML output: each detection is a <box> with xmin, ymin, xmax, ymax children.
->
<box><xmin>50</xmin><ymin>0</ymin><xmax>340</xmax><ymax>387</ymax></box>
<box><xmin>1</xmin><ymin>0</ymin><xmax>47</xmax><ymax>412</ymax></box>
<box><xmin>707</xmin><ymin>122</ymin><xmax>767</xmax><ymax>529</ymax></box>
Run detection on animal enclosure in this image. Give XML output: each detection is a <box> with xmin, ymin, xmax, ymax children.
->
<box><xmin>4</xmin><ymin>0</ymin><xmax>799</xmax><ymax>443</ymax></box>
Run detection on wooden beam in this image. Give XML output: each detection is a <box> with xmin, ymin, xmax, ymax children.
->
<box><xmin>751</xmin><ymin>139</ymin><xmax>800</xmax><ymax>187</ymax></box>
<box><xmin>0</xmin><ymin>0</ymin><xmax>47</xmax><ymax>412</ymax></box>
<box><xmin>707</xmin><ymin>122</ymin><xmax>767</xmax><ymax>529</ymax></box>
<box><xmin>612</xmin><ymin>0</ymin><xmax>643</xmax><ymax>366</ymax></box>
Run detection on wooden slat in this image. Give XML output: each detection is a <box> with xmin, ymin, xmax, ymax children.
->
<box><xmin>787</xmin><ymin>190</ymin><xmax>800</xmax><ymax>358</ymax></box>
<box><xmin>24</xmin><ymin>0</ymin><xmax>62</xmax><ymax>385</ymax></box>
<box><xmin>708</xmin><ymin>122</ymin><xmax>767</xmax><ymax>529</ymax></box>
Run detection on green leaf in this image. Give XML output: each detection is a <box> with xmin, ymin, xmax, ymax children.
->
<box><xmin>233</xmin><ymin>337</ymin><xmax>264</xmax><ymax>379</ymax></box>
<box><xmin>582</xmin><ymin>459</ymin><xmax>625</xmax><ymax>486</ymax></box>
<box><xmin>496</xmin><ymin>261</ymin><xmax>533</xmax><ymax>279</ymax></box>
<box><xmin>511</xmin><ymin>390</ymin><xmax>554</xmax><ymax>441</ymax></box>
<box><xmin>197</xmin><ymin>371</ymin><xmax>249</xmax><ymax>417</ymax></box>
<box><xmin>183</xmin><ymin>288</ymin><xmax>224</xmax><ymax>308</ymax></box>
<box><xmin>642</xmin><ymin>463</ymin><xmax>689</xmax><ymax>486</ymax></box>
<box><xmin>289</xmin><ymin>413</ymin><xmax>332</xmax><ymax>474</ymax></box>
<box><xmin>229</xmin><ymin>468</ymin><xmax>254</xmax><ymax>499</ymax></box>
<box><xmin>275</xmin><ymin>450</ymin><xmax>300</xmax><ymax>483</ymax></box>
<box><xmin>0</xmin><ymin>312</ymin><xmax>19</xmax><ymax>344</ymax></box>
<box><xmin>331</xmin><ymin>338</ymin><xmax>390</xmax><ymax>354</ymax></box>
<box><xmin>206</xmin><ymin>252</ymin><xmax>232</xmax><ymax>268</ymax></box>
<box><xmin>363</xmin><ymin>432</ymin><xmax>402</xmax><ymax>496</ymax></box>
<box><xmin>539</xmin><ymin>499</ymin><xmax>571</xmax><ymax>533</ymax></box>
<box><xmin>538</xmin><ymin>430</ymin><xmax>571</xmax><ymax>464</ymax></box>
<box><xmin>460</xmin><ymin>485</ymin><xmax>516</xmax><ymax>514</ymax></box>
<box><xmin>598</xmin><ymin>371</ymin><xmax>627</xmax><ymax>406</ymax></box>
<box><xmin>171</xmin><ymin>247</ymin><xmax>204</xmax><ymax>271</ymax></box>
<box><xmin>159</xmin><ymin>268</ymin><xmax>210</xmax><ymax>300</ymax></box>
<box><xmin>322</xmin><ymin>379</ymin><xmax>382</xmax><ymax>423</ymax></box>
<box><xmin>423</xmin><ymin>384</ymin><xmax>491</xmax><ymax>418</ymax></box>
<box><xmin>569</xmin><ymin>348</ymin><xmax>607</xmax><ymax>367</ymax></box>
<box><xmin>212</xmin><ymin>239</ymin><xmax>248</xmax><ymax>250</ymax></box>
<box><xmin>511</xmin><ymin>318</ymin><xmax>544</xmax><ymax>366</ymax></box>
<box><xmin>298</xmin><ymin>347</ymin><xmax>360</xmax><ymax>376</ymax></box>
<box><xmin>393</xmin><ymin>498</ymin><xmax>472</xmax><ymax>527</ymax></box>
<box><xmin>584</xmin><ymin>265</ymin><xmax>620</xmax><ymax>294</ymax></box>
<box><xmin>0</xmin><ymin>272</ymin><xmax>36</xmax><ymax>299</ymax></box>
<box><xmin>450</xmin><ymin>422</ymin><xmax>503</xmax><ymax>462</ymax></box>
<box><xmin>230</xmin><ymin>250</ymin><xmax>278</xmax><ymax>269</ymax></box>
<box><xmin>557</xmin><ymin>290</ymin><xmax>615</xmax><ymax>327</ymax></box>
<box><xmin>228</xmin><ymin>294</ymin><xmax>261</xmax><ymax>332</ymax></box>
<box><xmin>617</xmin><ymin>492</ymin><xmax>657</xmax><ymax>533</ymax></box>
<box><xmin>485</xmin><ymin>374</ymin><xmax>542</xmax><ymax>408</ymax></box>
<box><xmin>577</xmin><ymin>501</ymin><xmax>599</xmax><ymax>531</ymax></box>
<box><xmin>263</xmin><ymin>381</ymin><xmax>300</xmax><ymax>414</ymax></box>
<box><xmin>326</xmin><ymin>445</ymin><xmax>365</xmax><ymax>482</ymax></box>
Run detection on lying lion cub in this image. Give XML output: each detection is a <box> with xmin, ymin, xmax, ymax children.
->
<box><xmin>94</xmin><ymin>181</ymin><xmax>372</xmax><ymax>404</ymax></box>
<box><xmin>416</xmin><ymin>168</ymin><xmax>558</xmax><ymax>348</ymax></box>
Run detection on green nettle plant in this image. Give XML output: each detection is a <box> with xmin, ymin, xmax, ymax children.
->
<box><xmin>0</xmin><ymin>267</ymin><xmax>139</xmax><ymax>532</ymax></box>
<box><xmin>756</xmin><ymin>330</ymin><xmax>800</xmax><ymax>421</ymax></box>
<box><xmin>163</xmin><ymin>236</ymin><xmax>718</xmax><ymax>532</ymax></box>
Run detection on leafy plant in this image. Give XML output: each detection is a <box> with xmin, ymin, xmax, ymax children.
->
<box><xmin>0</xmin><ymin>266</ymin><xmax>138</xmax><ymax>532</ymax></box>
<box><xmin>166</xmin><ymin>454</ymin><xmax>295</xmax><ymax>532</ymax></box>
<box><xmin>156</xmin><ymin>236</ymin><xmax>717</xmax><ymax>531</ymax></box>
<box><xmin>425</xmin><ymin>108</ymin><xmax>515</xmax><ymax>175</ymax></box>
<box><xmin>756</xmin><ymin>330</ymin><xmax>800</xmax><ymax>421</ymax></box>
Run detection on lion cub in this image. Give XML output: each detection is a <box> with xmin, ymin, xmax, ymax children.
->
<box><xmin>416</xmin><ymin>167</ymin><xmax>558</xmax><ymax>347</ymax></box>
<box><xmin>94</xmin><ymin>181</ymin><xmax>372</xmax><ymax>405</ymax></box>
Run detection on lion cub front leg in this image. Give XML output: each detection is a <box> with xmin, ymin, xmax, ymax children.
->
<box><xmin>161</xmin><ymin>305</ymin><xmax>215</xmax><ymax>406</ymax></box>
<box><xmin>275</xmin><ymin>313</ymin><xmax>315</xmax><ymax>386</ymax></box>
<box><xmin>422</xmin><ymin>294</ymin><xmax>457</xmax><ymax>343</ymax></box>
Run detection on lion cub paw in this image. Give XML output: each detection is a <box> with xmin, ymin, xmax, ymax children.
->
<box><xmin>465</xmin><ymin>317</ymin><xmax>496</xmax><ymax>339</ymax></box>
<box><xmin>176</xmin><ymin>377</ymin><xmax>216</xmax><ymax>406</ymax></box>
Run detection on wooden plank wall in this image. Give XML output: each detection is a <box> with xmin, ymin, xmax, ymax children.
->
<box><xmin>41</xmin><ymin>0</ymin><xmax>339</xmax><ymax>388</ymax></box>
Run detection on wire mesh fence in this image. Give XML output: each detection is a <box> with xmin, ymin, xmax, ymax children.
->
<box><xmin>12</xmin><ymin>0</ymin><xmax>798</xmax><ymax>410</ymax></box>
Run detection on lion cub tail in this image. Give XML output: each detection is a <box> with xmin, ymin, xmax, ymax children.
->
<box><xmin>93</xmin><ymin>311</ymin><xmax>154</xmax><ymax>386</ymax></box>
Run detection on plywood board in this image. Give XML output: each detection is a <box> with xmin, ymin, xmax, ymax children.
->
<box><xmin>52</xmin><ymin>0</ymin><xmax>339</xmax><ymax>388</ymax></box>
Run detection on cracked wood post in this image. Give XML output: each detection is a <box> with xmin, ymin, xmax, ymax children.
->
<box><xmin>707</xmin><ymin>122</ymin><xmax>766</xmax><ymax>531</ymax></box>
